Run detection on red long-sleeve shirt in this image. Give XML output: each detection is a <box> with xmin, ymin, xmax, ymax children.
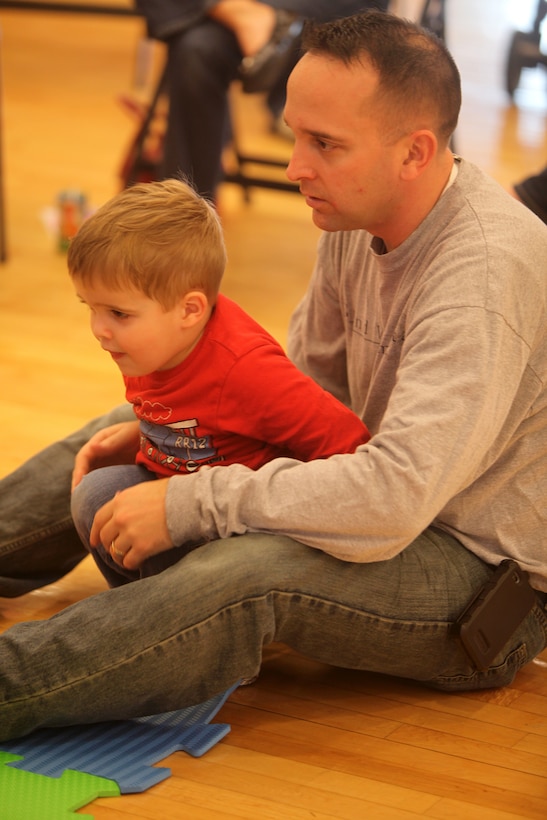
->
<box><xmin>125</xmin><ymin>295</ymin><xmax>369</xmax><ymax>477</ymax></box>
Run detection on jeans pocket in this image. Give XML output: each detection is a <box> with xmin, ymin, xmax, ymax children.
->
<box><xmin>431</xmin><ymin>602</ymin><xmax>547</xmax><ymax>692</ymax></box>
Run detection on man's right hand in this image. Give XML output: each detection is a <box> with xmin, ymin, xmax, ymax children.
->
<box><xmin>71</xmin><ymin>421</ymin><xmax>141</xmax><ymax>490</ymax></box>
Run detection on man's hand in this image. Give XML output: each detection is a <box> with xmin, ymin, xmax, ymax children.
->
<box><xmin>90</xmin><ymin>479</ymin><xmax>173</xmax><ymax>569</ymax></box>
<box><xmin>72</xmin><ymin>421</ymin><xmax>141</xmax><ymax>490</ymax></box>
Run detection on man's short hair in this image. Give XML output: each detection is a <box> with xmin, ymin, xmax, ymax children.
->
<box><xmin>302</xmin><ymin>10</ymin><xmax>461</xmax><ymax>146</ymax></box>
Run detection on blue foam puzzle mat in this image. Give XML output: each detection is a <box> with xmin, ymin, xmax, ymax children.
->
<box><xmin>0</xmin><ymin>682</ymin><xmax>239</xmax><ymax>793</ymax></box>
<box><xmin>0</xmin><ymin>751</ymin><xmax>120</xmax><ymax>820</ymax></box>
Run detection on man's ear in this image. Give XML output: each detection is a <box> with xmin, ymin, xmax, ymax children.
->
<box><xmin>400</xmin><ymin>129</ymin><xmax>437</xmax><ymax>180</ymax></box>
<box><xmin>178</xmin><ymin>290</ymin><xmax>210</xmax><ymax>327</ymax></box>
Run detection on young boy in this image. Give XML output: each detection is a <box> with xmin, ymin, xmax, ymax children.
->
<box><xmin>68</xmin><ymin>178</ymin><xmax>370</xmax><ymax>585</ymax></box>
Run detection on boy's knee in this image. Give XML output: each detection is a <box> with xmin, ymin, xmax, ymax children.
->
<box><xmin>70</xmin><ymin>474</ymin><xmax>97</xmax><ymax>543</ymax></box>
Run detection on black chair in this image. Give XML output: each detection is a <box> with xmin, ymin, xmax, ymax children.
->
<box><xmin>505</xmin><ymin>0</ymin><xmax>547</xmax><ymax>99</ymax></box>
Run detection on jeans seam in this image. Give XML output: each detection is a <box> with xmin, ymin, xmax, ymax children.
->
<box><xmin>4</xmin><ymin>589</ymin><xmax>456</xmax><ymax>705</ymax></box>
<box><xmin>0</xmin><ymin>515</ymin><xmax>75</xmax><ymax>555</ymax></box>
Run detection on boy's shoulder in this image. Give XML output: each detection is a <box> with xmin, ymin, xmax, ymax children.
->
<box><xmin>209</xmin><ymin>295</ymin><xmax>283</xmax><ymax>357</ymax></box>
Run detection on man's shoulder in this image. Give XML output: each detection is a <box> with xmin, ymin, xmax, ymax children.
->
<box><xmin>435</xmin><ymin>159</ymin><xmax>546</xmax><ymax>257</ymax></box>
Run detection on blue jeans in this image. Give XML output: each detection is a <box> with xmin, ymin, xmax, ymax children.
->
<box><xmin>0</xmin><ymin>405</ymin><xmax>135</xmax><ymax>597</ymax></box>
<box><xmin>71</xmin><ymin>465</ymin><xmax>204</xmax><ymax>587</ymax></box>
<box><xmin>1</xmin><ymin>521</ymin><xmax>546</xmax><ymax>741</ymax></box>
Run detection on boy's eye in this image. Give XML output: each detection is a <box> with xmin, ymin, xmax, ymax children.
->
<box><xmin>111</xmin><ymin>310</ymin><xmax>129</xmax><ymax>319</ymax></box>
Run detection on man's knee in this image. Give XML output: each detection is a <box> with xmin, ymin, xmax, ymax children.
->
<box><xmin>185</xmin><ymin>534</ymin><xmax>321</xmax><ymax>598</ymax></box>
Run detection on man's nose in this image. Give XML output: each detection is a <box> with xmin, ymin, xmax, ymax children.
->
<box><xmin>286</xmin><ymin>143</ymin><xmax>314</xmax><ymax>183</ymax></box>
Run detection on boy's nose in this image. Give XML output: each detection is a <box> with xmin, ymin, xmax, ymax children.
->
<box><xmin>90</xmin><ymin>313</ymin><xmax>111</xmax><ymax>341</ymax></box>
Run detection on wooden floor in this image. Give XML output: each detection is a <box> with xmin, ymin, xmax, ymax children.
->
<box><xmin>0</xmin><ymin>0</ymin><xmax>546</xmax><ymax>817</ymax></box>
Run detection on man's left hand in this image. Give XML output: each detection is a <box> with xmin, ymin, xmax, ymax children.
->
<box><xmin>90</xmin><ymin>479</ymin><xmax>173</xmax><ymax>569</ymax></box>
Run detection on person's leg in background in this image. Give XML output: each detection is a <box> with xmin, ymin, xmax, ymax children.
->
<box><xmin>161</xmin><ymin>20</ymin><xmax>242</xmax><ymax>197</ymax></box>
<box><xmin>0</xmin><ymin>405</ymin><xmax>134</xmax><ymax>598</ymax></box>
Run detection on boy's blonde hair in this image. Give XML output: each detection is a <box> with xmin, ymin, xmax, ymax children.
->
<box><xmin>67</xmin><ymin>178</ymin><xmax>226</xmax><ymax>308</ymax></box>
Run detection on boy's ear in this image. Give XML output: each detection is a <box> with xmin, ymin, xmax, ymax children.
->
<box><xmin>178</xmin><ymin>290</ymin><xmax>210</xmax><ymax>326</ymax></box>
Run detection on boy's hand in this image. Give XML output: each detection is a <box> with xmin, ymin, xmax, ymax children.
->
<box><xmin>90</xmin><ymin>479</ymin><xmax>173</xmax><ymax>569</ymax></box>
<box><xmin>71</xmin><ymin>421</ymin><xmax>140</xmax><ymax>490</ymax></box>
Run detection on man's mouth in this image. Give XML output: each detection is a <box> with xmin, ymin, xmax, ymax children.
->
<box><xmin>302</xmin><ymin>191</ymin><xmax>324</xmax><ymax>205</ymax></box>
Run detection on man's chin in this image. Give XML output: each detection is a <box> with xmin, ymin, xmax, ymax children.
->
<box><xmin>311</xmin><ymin>210</ymin><xmax>341</xmax><ymax>232</ymax></box>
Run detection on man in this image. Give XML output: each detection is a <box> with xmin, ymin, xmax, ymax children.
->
<box><xmin>0</xmin><ymin>11</ymin><xmax>546</xmax><ymax>741</ymax></box>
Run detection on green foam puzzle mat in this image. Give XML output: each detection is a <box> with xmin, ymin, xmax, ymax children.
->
<box><xmin>0</xmin><ymin>751</ymin><xmax>120</xmax><ymax>820</ymax></box>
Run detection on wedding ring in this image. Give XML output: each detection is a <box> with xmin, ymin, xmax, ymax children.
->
<box><xmin>110</xmin><ymin>540</ymin><xmax>124</xmax><ymax>558</ymax></box>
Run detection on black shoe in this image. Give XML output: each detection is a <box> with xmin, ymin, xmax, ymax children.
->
<box><xmin>239</xmin><ymin>11</ymin><xmax>303</xmax><ymax>94</ymax></box>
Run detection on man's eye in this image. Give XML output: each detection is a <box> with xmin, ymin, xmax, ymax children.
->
<box><xmin>316</xmin><ymin>139</ymin><xmax>333</xmax><ymax>151</ymax></box>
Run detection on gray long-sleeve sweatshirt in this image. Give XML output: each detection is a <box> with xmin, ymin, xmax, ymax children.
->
<box><xmin>166</xmin><ymin>159</ymin><xmax>547</xmax><ymax>591</ymax></box>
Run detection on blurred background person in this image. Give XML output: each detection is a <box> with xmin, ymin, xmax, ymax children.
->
<box><xmin>512</xmin><ymin>164</ymin><xmax>547</xmax><ymax>224</ymax></box>
<box><xmin>134</xmin><ymin>0</ymin><xmax>389</xmax><ymax>198</ymax></box>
